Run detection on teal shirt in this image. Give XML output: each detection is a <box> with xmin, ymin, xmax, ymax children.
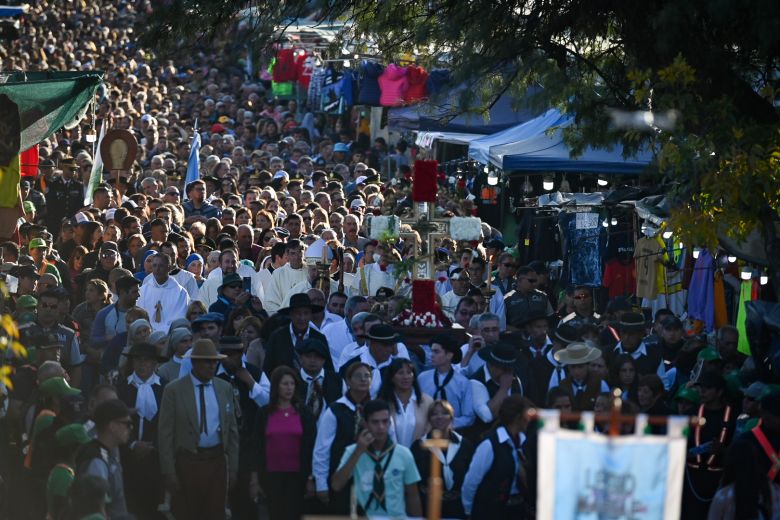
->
<box><xmin>338</xmin><ymin>442</ymin><xmax>421</xmax><ymax>518</ymax></box>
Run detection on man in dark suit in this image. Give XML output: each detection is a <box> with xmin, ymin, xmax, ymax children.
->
<box><xmin>296</xmin><ymin>338</ymin><xmax>343</xmax><ymax>421</ymax></box>
<box><xmin>158</xmin><ymin>339</ymin><xmax>239</xmax><ymax>520</ymax></box>
<box><xmin>263</xmin><ymin>293</ymin><xmax>334</xmax><ymax>376</ymax></box>
<box><xmin>116</xmin><ymin>342</ymin><xmax>167</xmax><ymax>518</ymax></box>
<box><xmin>215</xmin><ymin>336</ymin><xmax>267</xmax><ymax>520</ymax></box>
<box><xmin>43</xmin><ymin>157</ymin><xmax>83</xmax><ymax>237</ymax></box>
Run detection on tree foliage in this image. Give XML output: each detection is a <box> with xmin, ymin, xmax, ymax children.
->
<box><xmin>142</xmin><ymin>0</ymin><xmax>780</xmax><ymax>287</ymax></box>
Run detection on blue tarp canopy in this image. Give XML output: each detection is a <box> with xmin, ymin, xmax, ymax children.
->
<box><xmin>0</xmin><ymin>5</ymin><xmax>26</xmax><ymax>17</ymax></box>
<box><xmin>387</xmin><ymin>86</ymin><xmax>542</xmax><ymax>134</ymax></box>
<box><xmin>468</xmin><ymin>109</ymin><xmax>653</xmax><ymax>174</ymax></box>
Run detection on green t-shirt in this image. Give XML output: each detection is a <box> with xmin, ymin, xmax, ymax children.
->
<box><xmin>338</xmin><ymin>443</ymin><xmax>421</xmax><ymax>518</ymax></box>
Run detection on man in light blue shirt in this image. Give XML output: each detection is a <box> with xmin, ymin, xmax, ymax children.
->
<box><xmin>332</xmin><ymin>399</ymin><xmax>423</xmax><ymax>518</ymax></box>
<box><xmin>419</xmin><ymin>334</ymin><xmax>475</xmax><ymax>428</ymax></box>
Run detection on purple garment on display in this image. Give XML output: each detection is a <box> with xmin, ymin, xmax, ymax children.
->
<box><xmin>687</xmin><ymin>249</ymin><xmax>715</xmax><ymax>331</ymax></box>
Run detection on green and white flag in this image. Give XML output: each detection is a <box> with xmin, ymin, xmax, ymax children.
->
<box><xmin>84</xmin><ymin>119</ymin><xmax>107</xmax><ymax>205</ymax></box>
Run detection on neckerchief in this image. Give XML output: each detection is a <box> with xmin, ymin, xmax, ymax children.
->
<box><xmin>433</xmin><ymin>368</ymin><xmax>455</xmax><ymax>401</ymax></box>
<box><xmin>430</xmin><ymin>431</ymin><xmax>461</xmax><ymax>490</ymax></box>
<box><xmin>364</xmin><ymin>438</ymin><xmax>395</xmax><ymax>512</ymax></box>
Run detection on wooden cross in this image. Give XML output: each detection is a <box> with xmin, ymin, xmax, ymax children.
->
<box><xmin>401</xmin><ymin>202</ymin><xmax>449</xmax><ymax>280</ymax></box>
<box><xmin>421</xmin><ymin>429</ymin><xmax>450</xmax><ymax>520</ymax></box>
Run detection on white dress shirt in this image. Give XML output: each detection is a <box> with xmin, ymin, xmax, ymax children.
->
<box><xmin>322</xmin><ymin>318</ymin><xmax>354</xmax><ymax>364</ymax></box>
<box><xmin>190</xmin><ymin>374</ymin><xmax>221</xmax><ymax>448</ymax></box>
<box><xmin>391</xmin><ymin>393</ymin><xmax>418</xmax><ymax>447</ymax></box>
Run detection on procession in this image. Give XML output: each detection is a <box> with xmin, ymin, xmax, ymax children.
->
<box><xmin>0</xmin><ymin>1</ymin><xmax>779</xmax><ymax>519</ymax></box>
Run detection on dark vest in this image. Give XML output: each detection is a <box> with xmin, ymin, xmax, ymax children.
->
<box><xmin>116</xmin><ymin>378</ymin><xmax>165</xmax><ymax>444</ymax></box>
<box><xmin>329</xmin><ymin>402</ymin><xmax>361</xmax><ymax>476</ymax></box>
<box><xmin>216</xmin><ymin>362</ymin><xmax>262</xmax><ymax>437</ymax></box>
<box><xmin>557</xmin><ymin>374</ymin><xmax>602</xmax><ymax>411</ymax></box>
<box><xmin>472</xmin><ymin>431</ymin><xmax>518</xmax><ymax>519</ymax></box>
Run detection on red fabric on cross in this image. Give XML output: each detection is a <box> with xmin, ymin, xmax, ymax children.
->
<box><xmin>412</xmin><ymin>279</ymin><xmax>436</xmax><ymax>314</ymax></box>
<box><xmin>412</xmin><ymin>160</ymin><xmax>438</xmax><ymax>202</ymax></box>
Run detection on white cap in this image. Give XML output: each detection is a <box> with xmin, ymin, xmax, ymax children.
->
<box><xmin>74</xmin><ymin>212</ymin><xmax>89</xmax><ymax>224</ymax></box>
<box><xmin>105</xmin><ymin>208</ymin><xmax>116</xmax><ymax>221</ymax></box>
<box><xmin>350</xmin><ymin>198</ymin><xmax>366</xmax><ymax>209</ymax></box>
<box><xmin>273</xmin><ymin>170</ymin><xmax>289</xmax><ymax>180</ymax></box>
<box><xmin>355</xmin><ymin>175</ymin><xmax>368</xmax><ymax>185</ymax></box>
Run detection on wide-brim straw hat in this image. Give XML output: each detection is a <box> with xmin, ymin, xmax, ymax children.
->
<box><xmin>554</xmin><ymin>342</ymin><xmax>602</xmax><ymax>365</ymax></box>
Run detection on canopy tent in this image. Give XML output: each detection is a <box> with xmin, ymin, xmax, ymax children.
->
<box><xmin>0</xmin><ymin>5</ymin><xmax>27</xmax><ymax>17</ymax></box>
<box><xmin>468</xmin><ymin>108</ymin><xmax>568</xmax><ymax>165</ymax></box>
<box><xmin>469</xmin><ymin>108</ymin><xmax>653</xmax><ymax>174</ymax></box>
<box><xmin>415</xmin><ymin>130</ymin><xmax>483</xmax><ymax>149</ymax></box>
<box><xmin>388</xmin><ymin>85</ymin><xmax>542</xmax><ymax>134</ymax></box>
<box><xmin>0</xmin><ymin>71</ymin><xmax>103</xmax><ymax>153</ymax></box>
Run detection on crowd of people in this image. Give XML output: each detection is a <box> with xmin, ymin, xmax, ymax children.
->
<box><xmin>0</xmin><ymin>1</ymin><xmax>778</xmax><ymax>520</ymax></box>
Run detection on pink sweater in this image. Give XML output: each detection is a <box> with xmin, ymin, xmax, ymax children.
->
<box><xmin>378</xmin><ymin>64</ymin><xmax>409</xmax><ymax>107</ymax></box>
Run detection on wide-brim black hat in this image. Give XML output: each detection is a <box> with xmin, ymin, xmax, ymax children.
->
<box><xmin>122</xmin><ymin>342</ymin><xmax>166</xmax><ymax>362</ymax></box>
<box><xmin>478</xmin><ymin>342</ymin><xmax>517</xmax><ymax>367</ymax></box>
<box><xmin>365</xmin><ymin>323</ymin><xmax>401</xmax><ymax>343</ymax></box>
<box><xmin>297</xmin><ymin>338</ymin><xmax>330</xmax><ymax>358</ymax></box>
<box><xmin>553</xmin><ymin>324</ymin><xmax>580</xmax><ymax>345</ymax></box>
<box><xmin>617</xmin><ymin>312</ymin><xmax>647</xmax><ymax>332</ymax></box>
<box><xmin>518</xmin><ymin>309</ymin><xmax>555</xmax><ymax>327</ymax></box>
<box><xmin>278</xmin><ymin>293</ymin><xmax>324</xmax><ymax>315</ymax></box>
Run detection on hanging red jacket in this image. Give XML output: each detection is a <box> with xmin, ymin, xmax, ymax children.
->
<box><xmin>272</xmin><ymin>48</ymin><xmax>297</xmax><ymax>82</ymax></box>
<box><xmin>296</xmin><ymin>52</ymin><xmax>314</xmax><ymax>88</ymax></box>
<box><xmin>404</xmin><ymin>65</ymin><xmax>429</xmax><ymax>103</ymax></box>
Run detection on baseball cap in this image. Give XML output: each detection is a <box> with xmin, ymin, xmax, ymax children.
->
<box><xmin>16</xmin><ymin>295</ymin><xmax>37</xmax><ymax>310</ymax></box>
<box><xmin>28</xmin><ymin>238</ymin><xmax>47</xmax><ymax>250</ymax></box>
<box><xmin>39</xmin><ymin>377</ymin><xmax>81</xmax><ymax>398</ymax></box>
<box><xmin>56</xmin><ymin>423</ymin><xmax>91</xmax><ymax>447</ymax></box>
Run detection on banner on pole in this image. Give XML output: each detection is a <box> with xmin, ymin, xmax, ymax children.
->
<box><xmin>536</xmin><ymin>411</ymin><xmax>687</xmax><ymax>520</ymax></box>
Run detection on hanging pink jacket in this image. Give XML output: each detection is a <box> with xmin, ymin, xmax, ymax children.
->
<box><xmin>378</xmin><ymin>64</ymin><xmax>409</xmax><ymax>107</ymax></box>
<box><xmin>404</xmin><ymin>65</ymin><xmax>429</xmax><ymax>103</ymax></box>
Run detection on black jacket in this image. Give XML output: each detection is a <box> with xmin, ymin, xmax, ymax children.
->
<box><xmin>263</xmin><ymin>326</ymin><xmax>333</xmax><ymax>377</ymax></box>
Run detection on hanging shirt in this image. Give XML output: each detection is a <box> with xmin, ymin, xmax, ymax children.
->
<box><xmin>602</xmin><ymin>258</ymin><xmax>636</xmax><ymax>298</ymax></box>
<box><xmin>687</xmin><ymin>249</ymin><xmax>715</xmax><ymax>332</ymax></box>
<box><xmin>736</xmin><ymin>280</ymin><xmax>753</xmax><ymax>356</ymax></box>
<box><xmin>634</xmin><ymin>236</ymin><xmax>664</xmax><ymax>299</ymax></box>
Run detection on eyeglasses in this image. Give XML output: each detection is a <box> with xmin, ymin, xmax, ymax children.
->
<box><xmin>101</xmin><ymin>252</ymin><xmax>117</xmax><ymax>258</ymax></box>
<box><xmin>574</xmin><ymin>294</ymin><xmax>591</xmax><ymax>300</ymax></box>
